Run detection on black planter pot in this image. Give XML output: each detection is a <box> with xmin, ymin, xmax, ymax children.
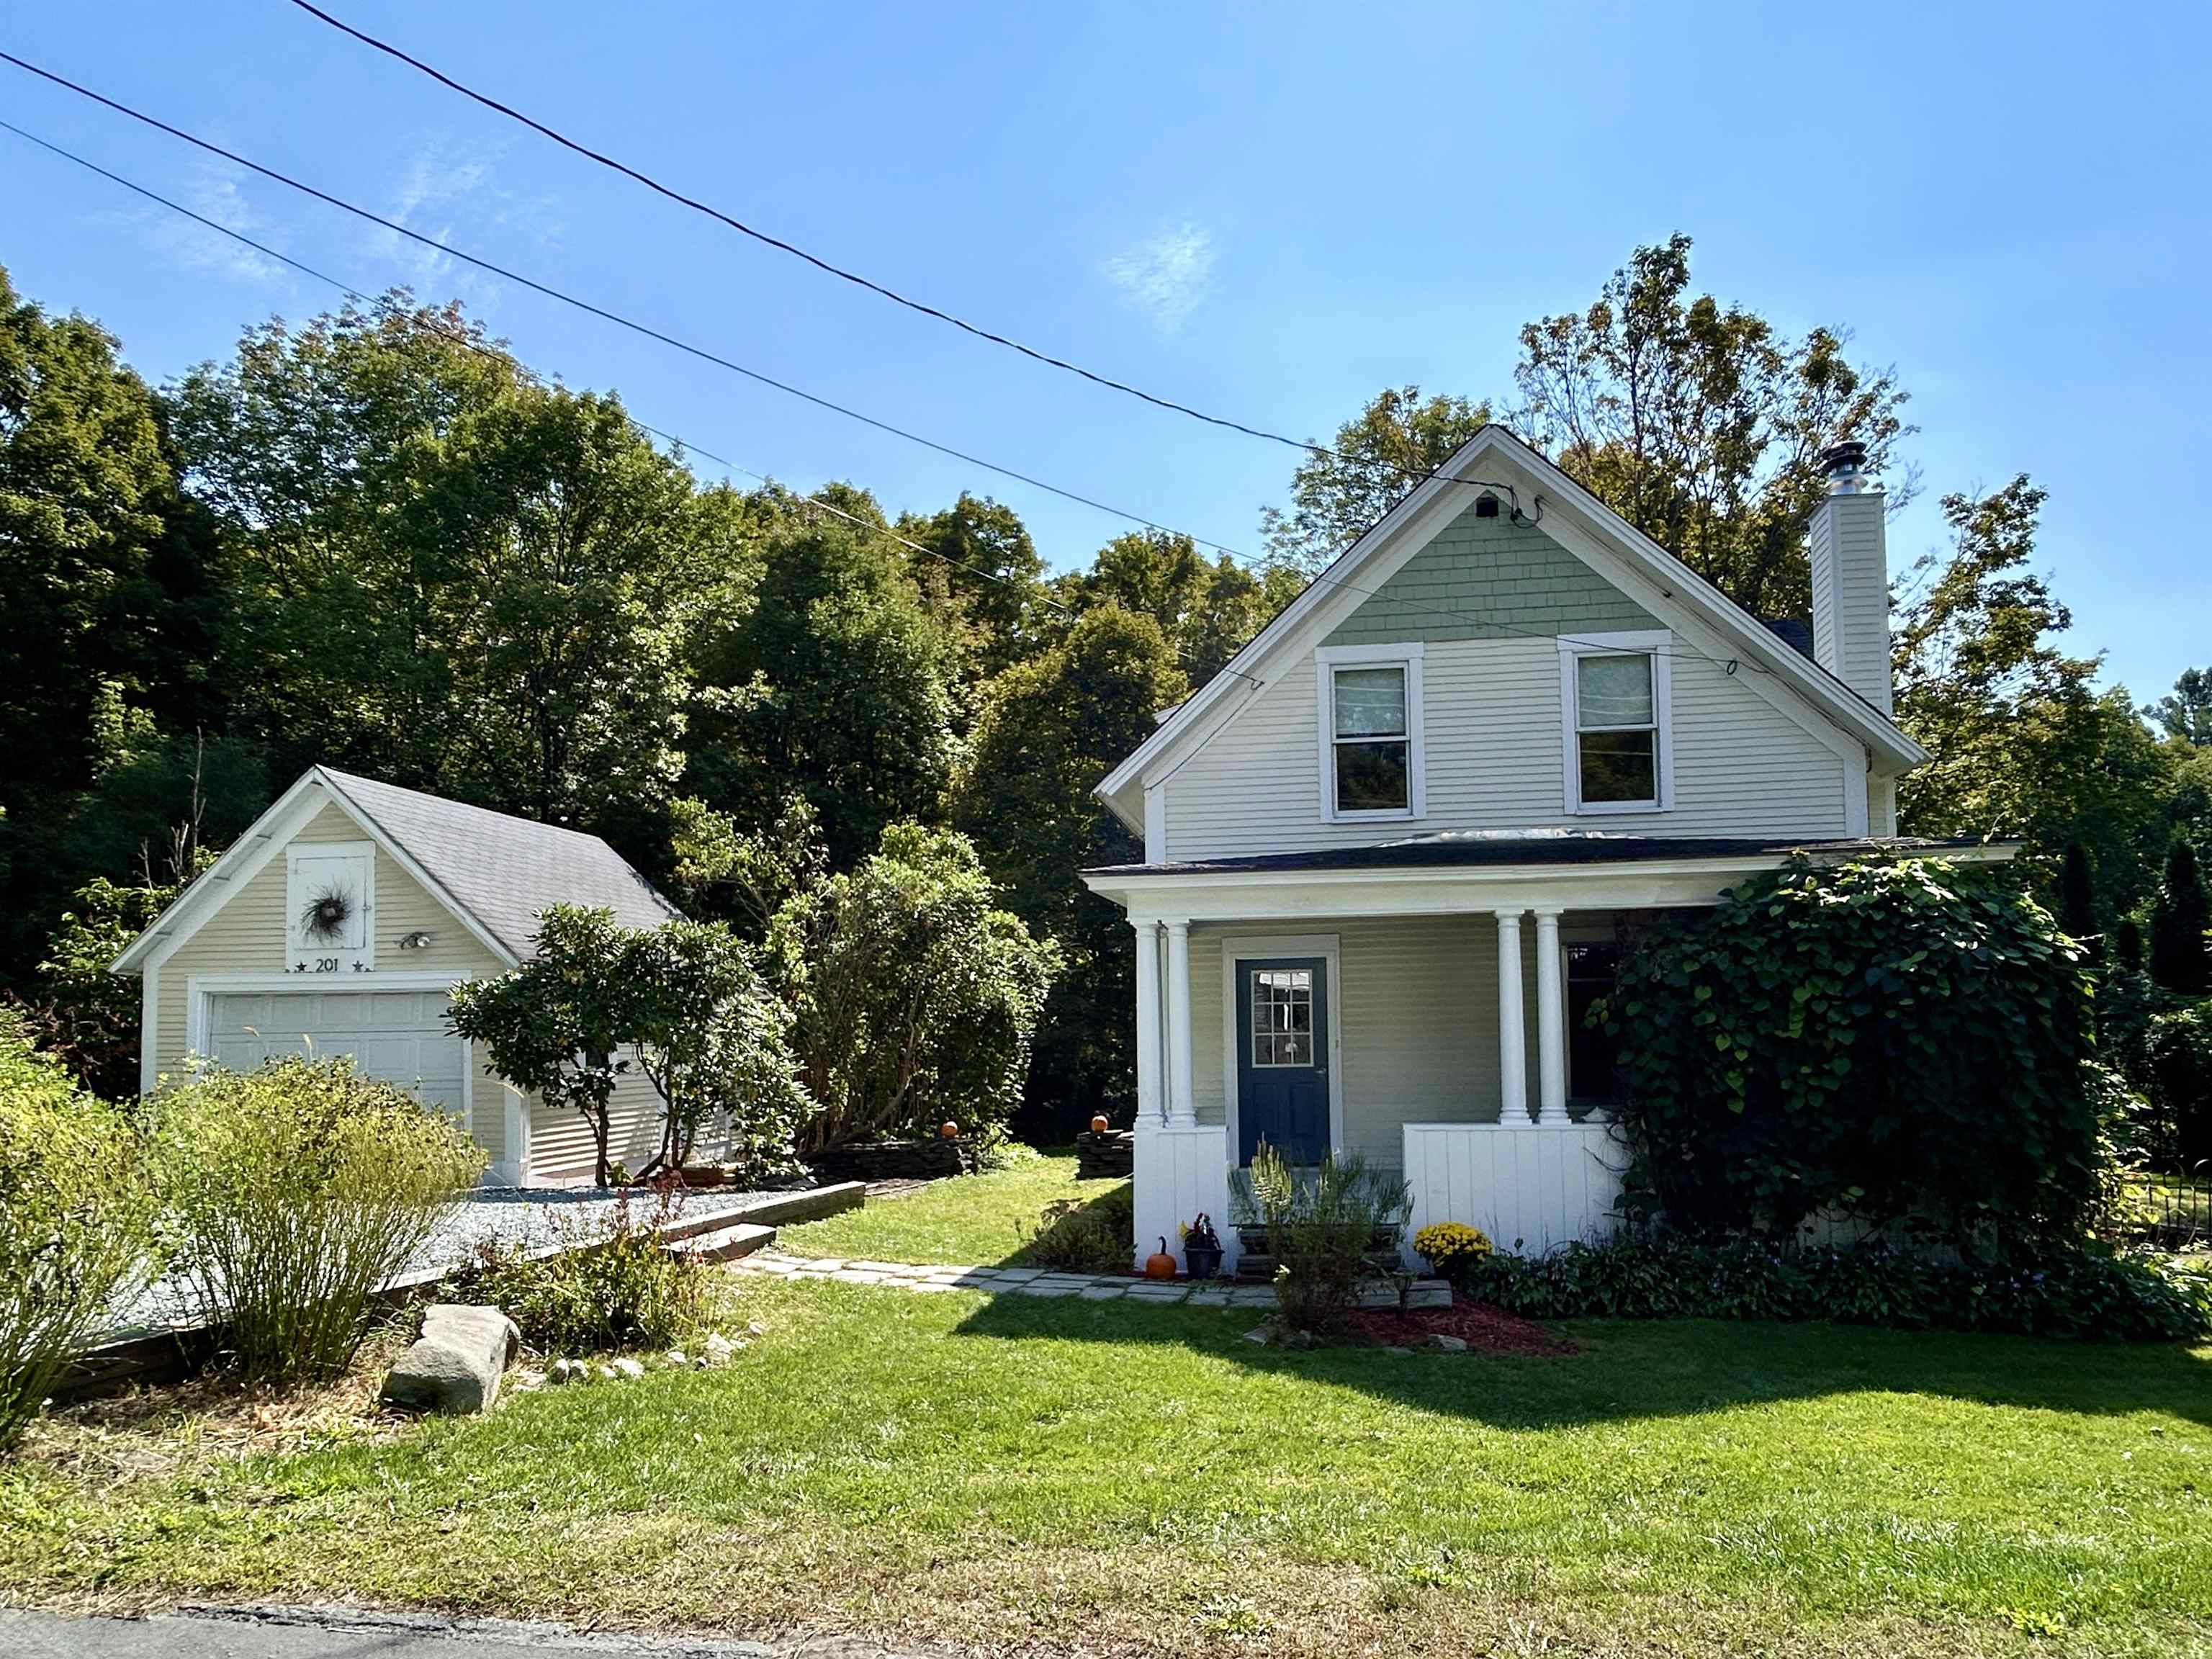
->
<box><xmin>1184</xmin><ymin>1242</ymin><xmax>1223</xmax><ymax>1280</ymax></box>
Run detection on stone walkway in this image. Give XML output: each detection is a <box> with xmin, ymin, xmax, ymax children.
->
<box><xmin>733</xmin><ymin>1249</ymin><xmax>1277</xmax><ymax>1305</ymax></box>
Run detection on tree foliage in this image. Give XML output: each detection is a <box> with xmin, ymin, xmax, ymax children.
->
<box><xmin>2147</xmin><ymin>667</ymin><xmax>2212</xmax><ymax>747</ymax></box>
<box><xmin>449</xmin><ymin>906</ymin><xmax>639</xmax><ymax>1186</ymax></box>
<box><xmin>1605</xmin><ymin>858</ymin><xmax>2100</xmax><ymax>1248</ymax></box>
<box><xmin>956</xmin><ymin>607</ymin><xmax>1184</xmax><ymax>1132</ymax></box>
<box><xmin>1259</xmin><ymin>385</ymin><xmax>1492</xmax><ymax>575</ymax></box>
<box><xmin>768</xmin><ymin>820</ymin><xmax>1059</xmax><ymax>1151</ymax></box>
<box><xmin>1055</xmin><ymin>529</ymin><xmax>1296</xmax><ymax>690</ymax></box>
<box><xmin>2149</xmin><ymin>837</ymin><xmax>2211</xmax><ymax>995</ymax></box>
<box><xmin>1514</xmin><ymin>233</ymin><xmax>1912</xmax><ymax>620</ymax></box>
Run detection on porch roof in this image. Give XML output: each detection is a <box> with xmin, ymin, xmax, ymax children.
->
<box><xmin>1083</xmin><ymin>831</ymin><xmax>1998</xmax><ymax>880</ymax></box>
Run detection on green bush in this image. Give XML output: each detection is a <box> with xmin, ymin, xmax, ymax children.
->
<box><xmin>1606</xmin><ymin>856</ymin><xmax>2100</xmax><ymax>1246</ymax></box>
<box><xmin>153</xmin><ymin>1056</ymin><xmax>485</xmax><ymax>1380</ymax></box>
<box><xmin>1448</xmin><ymin>1236</ymin><xmax>2211</xmax><ymax>1342</ymax></box>
<box><xmin>2147</xmin><ymin>1004</ymin><xmax>2212</xmax><ymax>1169</ymax></box>
<box><xmin>454</xmin><ymin>1191</ymin><xmax>706</xmax><ymax>1353</ymax></box>
<box><xmin>1231</xmin><ymin>1145</ymin><xmax>1410</xmax><ymax>1335</ymax></box>
<box><xmin>0</xmin><ymin>1012</ymin><xmax>161</xmax><ymax>1445</ymax></box>
<box><xmin>1023</xmin><ymin>1182</ymin><xmax>1133</xmax><ymax>1272</ymax></box>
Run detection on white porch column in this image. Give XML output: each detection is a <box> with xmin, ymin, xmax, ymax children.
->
<box><xmin>1495</xmin><ymin>909</ymin><xmax>1529</xmax><ymax>1123</ymax></box>
<box><xmin>1165</xmin><ymin>918</ymin><xmax>1196</xmax><ymax>1127</ymax></box>
<box><xmin>1132</xmin><ymin>919</ymin><xmax>1164</xmax><ymax>1124</ymax></box>
<box><xmin>1533</xmin><ymin>907</ymin><xmax>1567</xmax><ymax>1125</ymax></box>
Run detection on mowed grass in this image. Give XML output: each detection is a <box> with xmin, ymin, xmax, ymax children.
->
<box><xmin>778</xmin><ymin>1145</ymin><xmax>1123</xmax><ymax>1265</ymax></box>
<box><xmin>5</xmin><ymin>1277</ymin><xmax>2211</xmax><ymax>1659</ymax></box>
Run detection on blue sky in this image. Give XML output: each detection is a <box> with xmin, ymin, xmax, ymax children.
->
<box><xmin>3</xmin><ymin>1</ymin><xmax>2205</xmax><ymax>702</ymax></box>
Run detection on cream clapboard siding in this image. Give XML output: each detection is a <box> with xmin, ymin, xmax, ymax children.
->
<box><xmin>1164</xmin><ymin>636</ymin><xmax>1850</xmax><ymax>861</ymax></box>
<box><xmin>1189</xmin><ymin>916</ymin><xmax>1603</xmax><ymax>1166</ymax></box>
<box><xmin>150</xmin><ymin>789</ymin><xmax>663</xmax><ymax>1186</ymax></box>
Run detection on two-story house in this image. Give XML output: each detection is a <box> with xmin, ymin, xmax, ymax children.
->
<box><xmin>1082</xmin><ymin>426</ymin><xmax>1992</xmax><ymax>1273</ymax></box>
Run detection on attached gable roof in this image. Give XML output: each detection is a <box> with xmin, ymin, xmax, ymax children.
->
<box><xmin>1097</xmin><ymin>425</ymin><xmax>1925</xmax><ymax>832</ymax></box>
<box><xmin>111</xmin><ymin>766</ymin><xmax>681</xmax><ymax>975</ymax></box>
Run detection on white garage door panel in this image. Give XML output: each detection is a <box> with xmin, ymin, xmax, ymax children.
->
<box><xmin>207</xmin><ymin>988</ymin><xmax>467</xmax><ymax>1117</ymax></box>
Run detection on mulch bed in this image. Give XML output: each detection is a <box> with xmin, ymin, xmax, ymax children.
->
<box><xmin>1347</xmin><ymin>1301</ymin><xmax>1575</xmax><ymax>1356</ymax></box>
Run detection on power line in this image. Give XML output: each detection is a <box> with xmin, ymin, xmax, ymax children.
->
<box><xmin>280</xmin><ymin>0</ymin><xmax>1534</xmax><ymax>515</ymax></box>
<box><xmin>0</xmin><ymin>117</ymin><xmax>1081</xmax><ymax>629</ymax></box>
<box><xmin>0</xmin><ymin>69</ymin><xmax>1763</xmax><ymax>677</ymax></box>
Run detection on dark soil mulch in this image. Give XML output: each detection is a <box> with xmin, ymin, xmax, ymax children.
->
<box><xmin>1346</xmin><ymin>1300</ymin><xmax>1575</xmax><ymax>1355</ymax></box>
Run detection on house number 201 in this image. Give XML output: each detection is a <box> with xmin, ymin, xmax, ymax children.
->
<box><xmin>313</xmin><ymin>957</ymin><xmax>338</xmax><ymax>973</ymax></box>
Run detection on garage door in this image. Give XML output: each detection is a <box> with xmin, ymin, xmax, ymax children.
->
<box><xmin>206</xmin><ymin>988</ymin><xmax>467</xmax><ymax>1120</ymax></box>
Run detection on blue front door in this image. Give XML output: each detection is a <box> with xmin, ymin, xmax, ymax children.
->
<box><xmin>1236</xmin><ymin>957</ymin><xmax>1329</xmax><ymax>1166</ymax></box>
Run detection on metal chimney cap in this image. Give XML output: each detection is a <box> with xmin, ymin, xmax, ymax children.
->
<box><xmin>1820</xmin><ymin>439</ymin><xmax>1869</xmax><ymax>477</ymax></box>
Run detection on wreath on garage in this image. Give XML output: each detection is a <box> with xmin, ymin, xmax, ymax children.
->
<box><xmin>300</xmin><ymin>882</ymin><xmax>356</xmax><ymax>944</ymax></box>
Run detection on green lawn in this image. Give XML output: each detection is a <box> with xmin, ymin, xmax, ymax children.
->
<box><xmin>5</xmin><ymin>1280</ymin><xmax>2210</xmax><ymax>1658</ymax></box>
<box><xmin>778</xmin><ymin>1145</ymin><xmax>1124</xmax><ymax>1264</ymax></box>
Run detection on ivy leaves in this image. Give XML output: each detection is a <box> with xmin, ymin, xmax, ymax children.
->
<box><xmin>1606</xmin><ymin>857</ymin><xmax>2099</xmax><ymax>1248</ymax></box>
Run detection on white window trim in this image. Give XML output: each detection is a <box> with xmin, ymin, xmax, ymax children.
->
<box><xmin>1314</xmin><ymin>642</ymin><xmax>1426</xmax><ymax>823</ymax></box>
<box><xmin>1558</xmin><ymin>630</ymin><xmax>1674</xmax><ymax>815</ymax></box>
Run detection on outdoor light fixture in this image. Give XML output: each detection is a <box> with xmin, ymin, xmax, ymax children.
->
<box><xmin>398</xmin><ymin>930</ymin><xmax>435</xmax><ymax>951</ymax></box>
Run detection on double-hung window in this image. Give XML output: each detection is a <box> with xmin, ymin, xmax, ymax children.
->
<box><xmin>1315</xmin><ymin>644</ymin><xmax>1424</xmax><ymax>820</ymax></box>
<box><xmin>1560</xmin><ymin>631</ymin><xmax>1672</xmax><ymax>813</ymax></box>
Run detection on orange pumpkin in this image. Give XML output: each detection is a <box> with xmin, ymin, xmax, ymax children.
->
<box><xmin>1144</xmin><ymin>1237</ymin><xmax>1179</xmax><ymax>1280</ymax></box>
<box><xmin>938</xmin><ymin>1120</ymin><xmax>960</xmax><ymax>1139</ymax></box>
<box><xmin>1089</xmin><ymin>1113</ymin><xmax>1110</xmax><ymax>1134</ymax></box>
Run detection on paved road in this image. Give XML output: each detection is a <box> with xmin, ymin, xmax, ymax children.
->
<box><xmin>0</xmin><ymin>1607</ymin><xmax>927</xmax><ymax>1658</ymax></box>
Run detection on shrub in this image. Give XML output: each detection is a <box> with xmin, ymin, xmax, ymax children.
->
<box><xmin>1413</xmin><ymin>1222</ymin><xmax>1493</xmax><ymax>1278</ymax></box>
<box><xmin>0</xmin><ymin>1012</ymin><xmax>161</xmax><ymax>1445</ymax></box>
<box><xmin>2145</xmin><ymin>1004</ymin><xmax>2212</xmax><ymax>1172</ymax></box>
<box><xmin>153</xmin><ymin>1056</ymin><xmax>485</xmax><ymax>1380</ymax></box>
<box><xmin>454</xmin><ymin>1191</ymin><xmax>705</xmax><ymax>1353</ymax></box>
<box><xmin>1606</xmin><ymin>856</ymin><xmax>2099</xmax><ymax>1247</ymax></box>
<box><xmin>1232</xmin><ymin>1145</ymin><xmax>1410</xmax><ymax>1335</ymax></box>
<box><xmin>1024</xmin><ymin>1182</ymin><xmax>1133</xmax><ymax>1272</ymax></box>
<box><xmin>450</xmin><ymin>906</ymin><xmax>638</xmax><ymax>1188</ymax></box>
<box><xmin>1447</xmin><ymin>1235</ymin><xmax>2211</xmax><ymax>1342</ymax></box>
<box><xmin>772</xmin><ymin>822</ymin><xmax>1059</xmax><ymax>1151</ymax></box>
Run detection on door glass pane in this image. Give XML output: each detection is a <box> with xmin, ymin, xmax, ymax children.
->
<box><xmin>1577</xmin><ymin>653</ymin><xmax>1653</xmax><ymax>727</ymax></box>
<box><xmin>1332</xmin><ymin>666</ymin><xmax>1407</xmax><ymax>737</ymax></box>
<box><xmin>1335</xmin><ymin>739</ymin><xmax>1409</xmax><ymax>811</ymax></box>
<box><xmin>1251</xmin><ymin>968</ymin><xmax>1313</xmax><ymax>1068</ymax></box>
<box><xmin>1578</xmin><ymin>729</ymin><xmax>1658</xmax><ymax>803</ymax></box>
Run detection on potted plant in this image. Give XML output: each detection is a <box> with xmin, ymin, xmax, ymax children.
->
<box><xmin>1180</xmin><ymin>1213</ymin><xmax>1224</xmax><ymax>1280</ymax></box>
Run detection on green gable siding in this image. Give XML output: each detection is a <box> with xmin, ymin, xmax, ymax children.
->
<box><xmin>1323</xmin><ymin>503</ymin><xmax>1656</xmax><ymax>647</ymax></box>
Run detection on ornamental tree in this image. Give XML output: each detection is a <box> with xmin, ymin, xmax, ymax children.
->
<box><xmin>449</xmin><ymin>905</ymin><xmax>636</xmax><ymax>1186</ymax></box>
<box><xmin>2149</xmin><ymin>837</ymin><xmax>2211</xmax><ymax>995</ymax></box>
<box><xmin>1604</xmin><ymin>857</ymin><xmax>2099</xmax><ymax>1249</ymax></box>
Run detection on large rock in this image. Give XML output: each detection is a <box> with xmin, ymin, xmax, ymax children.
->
<box><xmin>381</xmin><ymin>1304</ymin><xmax>521</xmax><ymax>1414</ymax></box>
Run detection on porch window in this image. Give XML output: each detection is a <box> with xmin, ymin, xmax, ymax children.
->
<box><xmin>1559</xmin><ymin>631</ymin><xmax>1672</xmax><ymax>813</ymax></box>
<box><xmin>1566</xmin><ymin>942</ymin><xmax>1623</xmax><ymax>1103</ymax></box>
<box><xmin>1250</xmin><ymin>967</ymin><xmax>1313</xmax><ymax>1066</ymax></box>
<box><xmin>1316</xmin><ymin>644</ymin><xmax>1424</xmax><ymax>820</ymax></box>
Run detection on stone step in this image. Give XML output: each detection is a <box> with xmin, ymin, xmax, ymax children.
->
<box><xmin>676</xmin><ymin>1221</ymin><xmax>778</xmax><ymax>1262</ymax></box>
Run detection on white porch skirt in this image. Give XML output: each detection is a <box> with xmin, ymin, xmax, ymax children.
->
<box><xmin>1401</xmin><ymin>1120</ymin><xmax>1627</xmax><ymax>1266</ymax></box>
<box><xmin>1133</xmin><ymin>1123</ymin><xmax>1238</xmax><ymax>1274</ymax></box>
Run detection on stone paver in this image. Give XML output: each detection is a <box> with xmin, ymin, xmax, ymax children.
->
<box><xmin>735</xmin><ymin>1249</ymin><xmax>1240</xmax><ymax>1308</ymax></box>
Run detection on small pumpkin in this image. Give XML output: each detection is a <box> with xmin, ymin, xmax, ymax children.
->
<box><xmin>1144</xmin><ymin>1236</ymin><xmax>1179</xmax><ymax>1280</ymax></box>
<box><xmin>1089</xmin><ymin>1112</ymin><xmax>1110</xmax><ymax>1134</ymax></box>
<box><xmin>938</xmin><ymin>1120</ymin><xmax>960</xmax><ymax>1139</ymax></box>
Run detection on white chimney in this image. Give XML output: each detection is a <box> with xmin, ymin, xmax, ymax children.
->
<box><xmin>1807</xmin><ymin>440</ymin><xmax>1892</xmax><ymax>714</ymax></box>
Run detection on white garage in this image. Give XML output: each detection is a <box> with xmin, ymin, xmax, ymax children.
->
<box><xmin>202</xmin><ymin>985</ymin><xmax>469</xmax><ymax>1120</ymax></box>
<box><xmin>112</xmin><ymin>765</ymin><xmax>686</xmax><ymax>1187</ymax></box>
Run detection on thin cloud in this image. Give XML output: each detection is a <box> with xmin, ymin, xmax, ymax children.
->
<box><xmin>367</xmin><ymin>142</ymin><xmax>558</xmax><ymax>312</ymax></box>
<box><xmin>137</xmin><ymin>156</ymin><xmax>288</xmax><ymax>284</ymax></box>
<box><xmin>1105</xmin><ymin>222</ymin><xmax>1216</xmax><ymax>332</ymax></box>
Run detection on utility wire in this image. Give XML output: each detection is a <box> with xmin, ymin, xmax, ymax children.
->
<box><xmin>0</xmin><ymin>118</ymin><xmax>1084</xmax><ymax>629</ymax></box>
<box><xmin>0</xmin><ymin>68</ymin><xmax>1764</xmax><ymax>676</ymax></box>
<box><xmin>280</xmin><ymin>0</ymin><xmax>1533</xmax><ymax>514</ymax></box>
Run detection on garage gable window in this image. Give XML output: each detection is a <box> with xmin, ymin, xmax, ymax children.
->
<box><xmin>1314</xmin><ymin>644</ymin><xmax>1425</xmax><ymax>822</ymax></box>
<box><xmin>285</xmin><ymin>842</ymin><xmax>375</xmax><ymax>973</ymax></box>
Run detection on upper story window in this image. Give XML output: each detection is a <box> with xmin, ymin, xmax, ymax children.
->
<box><xmin>1559</xmin><ymin>631</ymin><xmax>1673</xmax><ymax>814</ymax></box>
<box><xmin>1315</xmin><ymin>644</ymin><xmax>1425</xmax><ymax>821</ymax></box>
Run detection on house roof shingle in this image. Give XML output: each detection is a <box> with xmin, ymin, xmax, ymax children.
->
<box><xmin>318</xmin><ymin>768</ymin><xmax>682</xmax><ymax>960</ymax></box>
